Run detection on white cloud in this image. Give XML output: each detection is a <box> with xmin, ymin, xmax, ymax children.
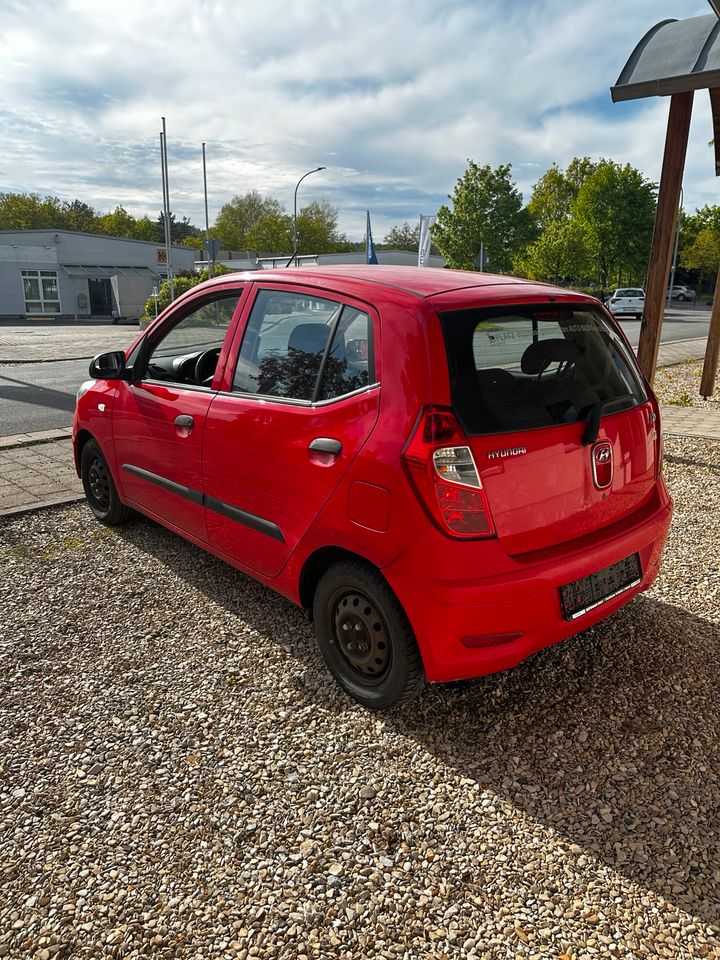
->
<box><xmin>0</xmin><ymin>0</ymin><xmax>713</xmax><ymax>240</ymax></box>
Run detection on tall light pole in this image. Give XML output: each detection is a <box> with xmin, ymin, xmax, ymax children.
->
<box><xmin>160</xmin><ymin>117</ymin><xmax>174</xmax><ymax>301</ymax></box>
<box><xmin>667</xmin><ymin>185</ymin><xmax>683</xmax><ymax>307</ymax></box>
<box><xmin>292</xmin><ymin>166</ymin><xmax>326</xmax><ymax>265</ymax></box>
<box><xmin>202</xmin><ymin>142</ymin><xmax>214</xmax><ymax>278</ymax></box>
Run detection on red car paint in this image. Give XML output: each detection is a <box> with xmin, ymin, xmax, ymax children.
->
<box><xmin>74</xmin><ymin>266</ymin><xmax>672</xmax><ymax>688</ymax></box>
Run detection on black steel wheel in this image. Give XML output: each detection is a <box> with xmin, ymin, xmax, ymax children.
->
<box><xmin>313</xmin><ymin>560</ymin><xmax>425</xmax><ymax>710</ymax></box>
<box><xmin>80</xmin><ymin>439</ymin><xmax>132</xmax><ymax>526</ymax></box>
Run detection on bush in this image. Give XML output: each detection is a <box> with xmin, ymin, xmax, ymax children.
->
<box><xmin>142</xmin><ymin>265</ymin><xmax>232</xmax><ymax>324</ymax></box>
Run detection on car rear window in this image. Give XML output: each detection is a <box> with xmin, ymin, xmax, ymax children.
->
<box><xmin>439</xmin><ymin>304</ymin><xmax>646</xmax><ymax>436</ymax></box>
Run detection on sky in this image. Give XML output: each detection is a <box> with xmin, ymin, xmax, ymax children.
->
<box><xmin>0</xmin><ymin>0</ymin><xmax>717</xmax><ymax>243</ymax></box>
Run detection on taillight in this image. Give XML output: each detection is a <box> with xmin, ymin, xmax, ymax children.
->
<box><xmin>403</xmin><ymin>406</ymin><xmax>495</xmax><ymax>538</ymax></box>
<box><xmin>648</xmin><ymin>394</ymin><xmax>663</xmax><ymax>480</ymax></box>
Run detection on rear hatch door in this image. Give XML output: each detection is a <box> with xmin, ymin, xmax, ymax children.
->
<box><xmin>439</xmin><ymin>303</ymin><xmax>658</xmax><ymax>555</ymax></box>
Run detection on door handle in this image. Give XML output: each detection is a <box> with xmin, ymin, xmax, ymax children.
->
<box><xmin>308</xmin><ymin>437</ymin><xmax>342</xmax><ymax>456</ymax></box>
<box><xmin>174</xmin><ymin>414</ymin><xmax>194</xmax><ymax>431</ymax></box>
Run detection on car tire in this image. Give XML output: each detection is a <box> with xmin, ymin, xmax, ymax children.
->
<box><xmin>635</xmin><ymin>313</ymin><xmax>642</xmax><ymax>320</ymax></box>
<box><xmin>312</xmin><ymin>560</ymin><xmax>426</xmax><ymax>710</ymax></box>
<box><xmin>80</xmin><ymin>439</ymin><xmax>132</xmax><ymax>526</ymax></box>
<box><xmin>677</xmin><ymin>294</ymin><xmax>685</xmax><ymax>301</ymax></box>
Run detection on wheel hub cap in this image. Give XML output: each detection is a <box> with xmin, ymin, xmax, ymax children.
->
<box><xmin>88</xmin><ymin>457</ymin><xmax>110</xmax><ymax>508</ymax></box>
<box><xmin>334</xmin><ymin>592</ymin><xmax>390</xmax><ymax>678</ymax></box>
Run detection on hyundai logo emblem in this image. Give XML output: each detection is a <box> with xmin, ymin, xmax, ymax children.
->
<box><xmin>592</xmin><ymin>441</ymin><xmax>613</xmax><ymax>489</ymax></box>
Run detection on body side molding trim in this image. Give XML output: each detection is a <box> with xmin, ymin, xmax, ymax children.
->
<box><xmin>122</xmin><ymin>463</ymin><xmax>203</xmax><ymax>504</ymax></box>
<box><xmin>204</xmin><ymin>495</ymin><xmax>285</xmax><ymax>543</ymax></box>
<box><xmin>121</xmin><ymin>463</ymin><xmax>284</xmax><ymax>542</ymax></box>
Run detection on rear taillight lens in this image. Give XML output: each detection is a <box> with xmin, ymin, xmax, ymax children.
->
<box><xmin>648</xmin><ymin>394</ymin><xmax>663</xmax><ymax>479</ymax></box>
<box><xmin>403</xmin><ymin>406</ymin><xmax>495</xmax><ymax>538</ymax></box>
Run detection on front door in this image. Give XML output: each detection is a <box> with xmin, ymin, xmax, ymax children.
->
<box><xmin>88</xmin><ymin>278</ymin><xmax>113</xmax><ymax>316</ymax></box>
<box><xmin>203</xmin><ymin>285</ymin><xmax>380</xmax><ymax>577</ymax></box>
<box><xmin>112</xmin><ymin>289</ymin><xmax>244</xmax><ymax>541</ymax></box>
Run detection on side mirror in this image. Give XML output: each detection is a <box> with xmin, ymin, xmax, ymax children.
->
<box><xmin>89</xmin><ymin>350</ymin><xmax>128</xmax><ymax>380</ymax></box>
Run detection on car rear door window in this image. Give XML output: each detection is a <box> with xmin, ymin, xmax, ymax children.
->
<box><xmin>233</xmin><ymin>290</ymin><xmax>374</xmax><ymax>401</ymax></box>
<box><xmin>440</xmin><ymin>305</ymin><xmax>646</xmax><ymax>435</ymax></box>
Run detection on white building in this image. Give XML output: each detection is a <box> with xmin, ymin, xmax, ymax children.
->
<box><xmin>0</xmin><ymin>230</ymin><xmax>196</xmax><ymax>321</ymax></box>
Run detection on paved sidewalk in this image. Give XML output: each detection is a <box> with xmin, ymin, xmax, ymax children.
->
<box><xmin>0</xmin><ymin>433</ymin><xmax>83</xmax><ymax>516</ymax></box>
<box><xmin>0</xmin><ymin>336</ymin><xmax>718</xmax><ymax>519</ymax></box>
<box><xmin>0</xmin><ymin>322</ymin><xmax>139</xmax><ymax>363</ymax></box>
<box><xmin>661</xmin><ymin>405</ymin><xmax>720</xmax><ymax>440</ymax></box>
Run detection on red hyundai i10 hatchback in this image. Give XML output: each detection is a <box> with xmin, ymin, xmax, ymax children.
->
<box><xmin>74</xmin><ymin>266</ymin><xmax>672</xmax><ymax>710</ymax></box>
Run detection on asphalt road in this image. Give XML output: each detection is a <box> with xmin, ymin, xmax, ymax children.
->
<box><xmin>0</xmin><ymin>359</ymin><xmax>89</xmax><ymax>437</ymax></box>
<box><xmin>0</xmin><ymin>305</ymin><xmax>712</xmax><ymax>438</ymax></box>
<box><xmin>618</xmin><ymin>303</ymin><xmax>710</xmax><ymax>348</ymax></box>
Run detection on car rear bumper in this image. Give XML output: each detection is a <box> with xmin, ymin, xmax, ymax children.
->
<box><xmin>382</xmin><ymin>487</ymin><xmax>673</xmax><ymax>683</ymax></box>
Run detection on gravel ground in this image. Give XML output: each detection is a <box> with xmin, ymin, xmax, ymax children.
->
<box><xmin>654</xmin><ymin>361</ymin><xmax>720</xmax><ymax>410</ymax></box>
<box><xmin>1</xmin><ymin>436</ymin><xmax>719</xmax><ymax>960</ymax></box>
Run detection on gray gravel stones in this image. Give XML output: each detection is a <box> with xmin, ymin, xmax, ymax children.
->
<box><xmin>654</xmin><ymin>360</ymin><xmax>720</xmax><ymax>409</ymax></box>
<box><xmin>1</xmin><ymin>436</ymin><xmax>719</xmax><ymax>958</ymax></box>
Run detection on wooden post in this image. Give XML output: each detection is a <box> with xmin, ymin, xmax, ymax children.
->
<box><xmin>700</xmin><ymin>260</ymin><xmax>720</xmax><ymax>396</ymax></box>
<box><xmin>700</xmin><ymin>88</ymin><xmax>720</xmax><ymax>398</ymax></box>
<box><xmin>637</xmin><ymin>91</ymin><xmax>694</xmax><ymax>384</ymax></box>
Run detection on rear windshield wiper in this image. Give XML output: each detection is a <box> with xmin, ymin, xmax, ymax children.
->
<box><xmin>581</xmin><ymin>394</ymin><xmax>635</xmax><ymax>445</ymax></box>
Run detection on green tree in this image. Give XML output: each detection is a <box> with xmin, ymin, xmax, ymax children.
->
<box><xmin>572</xmin><ymin>160</ymin><xmax>656</xmax><ymax>287</ymax></box>
<box><xmin>565</xmin><ymin>156</ymin><xmax>596</xmax><ymax>194</ymax></box>
<box><xmin>678</xmin><ymin>204</ymin><xmax>720</xmax><ymax>262</ymax></box>
<box><xmin>295</xmin><ymin>199</ymin><xmax>351</xmax><ymax>254</ymax></box>
<box><xmin>382</xmin><ymin>221</ymin><xmax>420</xmax><ymax>249</ymax></box>
<box><xmin>527</xmin><ymin>165</ymin><xmax>575</xmax><ymax>230</ymax></box>
<box><xmin>60</xmin><ymin>199</ymin><xmax>97</xmax><ymax>232</ymax></box>
<box><xmin>96</xmin><ymin>205</ymin><xmax>138</xmax><ymax>239</ymax></box>
<box><xmin>245</xmin><ymin>211</ymin><xmax>293</xmax><ymax>252</ymax></box>
<box><xmin>179</xmin><ymin>235</ymin><xmax>205</xmax><ymax>250</ymax></box>
<box><xmin>681</xmin><ymin>226</ymin><xmax>720</xmax><ymax>280</ymax></box>
<box><xmin>213</xmin><ymin>191</ymin><xmax>284</xmax><ymax>250</ymax></box>
<box><xmin>527</xmin><ymin>158</ymin><xmax>596</xmax><ymax>232</ymax></box>
<box><xmin>0</xmin><ymin>192</ymin><xmax>66</xmax><ymax>229</ymax></box>
<box><xmin>132</xmin><ymin>216</ymin><xmax>159</xmax><ymax>242</ymax></box>
<box><xmin>431</xmin><ymin>161</ymin><xmax>534</xmax><ymax>272</ymax></box>
<box><xmin>517</xmin><ymin>219</ymin><xmax>591</xmax><ymax>283</ymax></box>
<box><xmin>156</xmin><ymin>212</ymin><xmax>200</xmax><ymax>244</ymax></box>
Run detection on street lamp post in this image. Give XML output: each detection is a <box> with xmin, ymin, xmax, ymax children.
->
<box><xmin>667</xmin><ymin>186</ymin><xmax>684</xmax><ymax>307</ymax></box>
<box><xmin>292</xmin><ymin>166</ymin><xmax>326</xmax><ymax>265</ymax></box>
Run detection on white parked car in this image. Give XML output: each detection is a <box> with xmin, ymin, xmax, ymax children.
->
<box><xmin>667</xmin><ymin>285</ymin><xmax>695</xmax><ymax>302</ymax></box>
<box><xmin>605</xmin><ymin>288</ymin><xmax>644</xmax><ymax>320</ymax></box>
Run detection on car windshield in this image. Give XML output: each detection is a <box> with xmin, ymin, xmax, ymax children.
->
<box><xmin>439</xmin><ymin>304</ymin><xmax>646</xmax><ymax>436</ymax></box>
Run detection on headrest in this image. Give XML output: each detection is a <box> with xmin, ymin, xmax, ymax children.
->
<box><xmin>521</xmin><ymin>338</ymin><xmax>580</xmax><ymax>375</ymax></box>
<box><xmin>288</xmin><ymin>323</ymin><xmax>330</xmax><ymax>355</ymax></box>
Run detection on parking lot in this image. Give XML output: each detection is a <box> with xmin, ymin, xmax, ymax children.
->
<box><xmin>1</xmin><ymin>436</ymin><xmax>719</xmax><ymax>959</ymax></box>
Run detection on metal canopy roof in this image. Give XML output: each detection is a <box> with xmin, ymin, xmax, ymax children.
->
<box><xmin>61</xmin><ymin>264</ymin><xmax>160</xmax><ymax>278</ymax></box>
<box><xmin>612</xmin><ymin>13</ymin><xmax>720</xmax><ymax>101</ymax></box>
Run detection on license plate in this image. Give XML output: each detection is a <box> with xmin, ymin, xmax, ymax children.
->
<box><xmin>560</xmin><ymin>553</ymin><xmax>642</xmax><ymax>621</ymax></box>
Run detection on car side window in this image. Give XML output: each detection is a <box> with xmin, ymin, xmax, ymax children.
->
<box><xmin>144</xmin><ymin>293</ymin><xmax>241</xmax><ymax>386</ymax></box>
<box><xmin>233</xmin><ymin>290</ymin><xmax>374</xmax><ymax>401</ymax></box>
<box><xmin>317</xmin><ymin>307</ymin><xmax>373</xmax><ymax>401</ymax></box>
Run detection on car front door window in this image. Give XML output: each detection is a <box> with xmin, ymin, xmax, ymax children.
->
<box><xmin>145</xmin><ymin>293</ymin><xmax>241</xmax><ymax>387</ymax></box>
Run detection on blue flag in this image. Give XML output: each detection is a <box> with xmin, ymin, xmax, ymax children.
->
<box><xmin>366</xmin><ymin>210</ymin><xmax>378</xmax><ymax>264</ymax></box>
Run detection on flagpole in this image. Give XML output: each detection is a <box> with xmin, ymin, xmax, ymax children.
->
<box><xmin>366</xmin><ymin>210</ymin><xmax>378</xmax><ymax>264</ymax></box>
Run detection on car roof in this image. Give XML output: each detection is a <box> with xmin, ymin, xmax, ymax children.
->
<box><xmin>199</xmin><ymin>264</ymin><xmax>590</xmax><ymax>304</ymax></box>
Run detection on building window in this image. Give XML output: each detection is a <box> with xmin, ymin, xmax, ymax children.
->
<box><xmin>22</xmin><ymin>270</ymin><xmax>61</xmax><ymax>314</ymax></box>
